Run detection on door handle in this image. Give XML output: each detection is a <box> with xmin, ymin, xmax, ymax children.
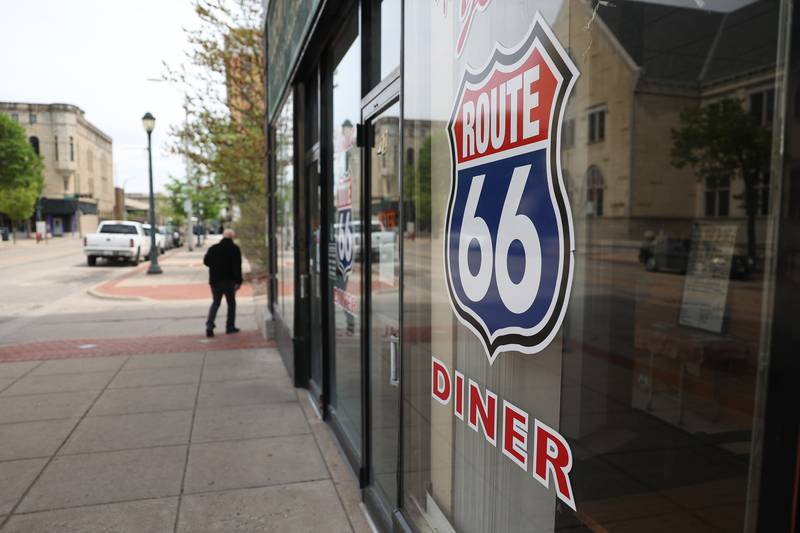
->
<box><xmin>389</xmin><ymin>333</ymin><xmax>400</xmax><ymax>387</ymax></box>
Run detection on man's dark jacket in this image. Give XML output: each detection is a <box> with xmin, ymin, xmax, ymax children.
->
<box><xmin>203</xmin><ymin>238</ymin><xmax>243</xmax><ymax>285</ymax></box>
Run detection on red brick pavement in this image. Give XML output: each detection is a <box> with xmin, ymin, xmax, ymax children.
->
<box><xmin>0</xmin><ymin>330</ymin><xmax>274</xmax><ymax>362</ymax></box>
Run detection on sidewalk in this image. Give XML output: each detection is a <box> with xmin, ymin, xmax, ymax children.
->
<box><xmin>89</xmin><ymin>239</ymin><xmax>255</xmax><ymax>301</ymax></box>
<box><xmin>0</xmin><ymin>347</ymin><xmax>372</xmax><ymax>532</ymax></box>
<box><xmin>0</xmin><ymin>238</ymin><xmax>372</xmax><ymax>532</ymax></box>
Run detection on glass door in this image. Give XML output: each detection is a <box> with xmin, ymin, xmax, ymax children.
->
<box><xmin>326</xmin><ymin>13</ymin><xmax>364</xmax><ymax>461</ymax></box>
<box><xmin>307</xmin><ymin>155</ymin><xmax>324</xmax><ymax>398</ymax></box>
<box><xmin>367</xmin><ymin>99</ymin><xmax>402</xmax><ymax>520</ymax></box>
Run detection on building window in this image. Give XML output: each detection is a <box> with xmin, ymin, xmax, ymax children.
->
<box><xmin>28</xmin><ymin>136</ymin><xmax>40</xmax><ymax>156</ymax></box>
<box><xmin>69</xmin><ymin>137</ymin><xmax>74</xmax><ymax>162</ymax></box>
<box><xmin>87</xmin><ymin>150</ymin><xmax>94</xmax><ymax>171</ymax></box>
<box><xmin>54</xmin><ymin>136</ymin><xmax>59</xmax><ymax>161</ymax></box>
<box><xmin>750</xmin><ymin>89</ymin><xmax>774</xmax><ymax>126</ymax></box>
<box><xmin>11</xmin><ymin>113</ymin><xmax>19</xmax><ymax>122</ymax></box>
<box><xmin>586</xmin><ymin>165</ymin><xmax>605</xmax><ymax>216</ymax></box>
<box><xmin>588</xmin><ymin>107</ymin><xmax>606</xmax><ymax>143</ymax></box>
<box><xmin>705</xmin><ymin>176</ymin><xmax>730</xmax><ymax>217</ymax></box>
<box><xmin>562</xmin><ymin>118</ymin><xmax>575</xmax><ymax>149</ymax></box>
<box><xmin>29</xmin><ymin>113</ymin><xmax>37</xmax><ymax>124</ymax></box>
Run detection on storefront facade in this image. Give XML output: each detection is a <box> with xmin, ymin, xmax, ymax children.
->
<box><xmin>264</xmin><ymin>1</ymin><xmax>800</xmax><ymax>531</ymax></box>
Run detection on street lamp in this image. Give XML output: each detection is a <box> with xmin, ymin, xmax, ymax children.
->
<box><xmin>142</xmin><ymin>112</ymin><xmax>162</xmax><ymax>274</ymax></box>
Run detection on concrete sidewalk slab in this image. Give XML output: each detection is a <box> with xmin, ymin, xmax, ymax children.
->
<box><xmin>177</xmin><ymin>480</ymin><xmax>352</xmax><ymax>533</ymax></box>
<box><xmin>0</xmin><ymin>391</ymin><xmax>97</xmax><ymax>424</ymax></box>
<box><xmin>184</xmin><ymin>434</ymin><xmax>327</xmax><ymax>493</ymax></box>
<box><xmin>108</xmin><ymin>365</ymin><xmax>202</xmax><ymax>389</ymax></box>
<box><xmin>61</xmin><ymin>410</ymin><xmax>194</xmax><ymax>454</ymax></box>
<box><xmin>30</xmin><ymin>356</ymin><xmax>127</xmax><ymax>376</ymax></box>
<box><xmin>121</xmin><ymin>352</ymin><xmax>204</xmax><ymax>370</ymax></box>
<box><xmin>0</xmin><ymin>419</ymin><xmax>78</xmax><ymax>462</ymax></box>
<box><xmin>1</xmin><ymin>371</ymin><xmax>115</xmax><ymax>396</ymax></box>
<box><xmin>197</xmin><ymin>377</ymin><xmax>296</xmax><ymax>408</ymax></box>
<box><xmin>2</xmin><ymin>499</ymin><xmax>178</xmax><ymax>533</ymax></box>
<box><xmin>17</xmin><ymin>445</ymin><xmax>186</xmax><ymax>512</ymax></box>
<box><xmin>0</xmin><ymin>362</ymin><xmax>39</xmax><ymax>379</ymax></box>
<box><xmin>191</xmin><ymin>403</ymin><xmax>309</xmax><ymax>443</ymax></box>
<box><xmin>88</xmin><ymin>383</ymin><xmax>198</xmax><ymax>416</ymax></box>
<box><xmin>0</xmin><ymin>346</ymin><xmax>372</xmax><ymax>533</ymax></box>
<box><xmin>0</xmin><ymin>458</ymin><xmax>49</xmax><ymax>514</ymax></box>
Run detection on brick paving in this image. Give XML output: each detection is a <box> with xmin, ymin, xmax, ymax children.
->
<box><xmin>90</xmin><ymin>248</ymin><xmax>255</xmax><ymax>301</ymax></box>
<box><xmin>0</xmin><ymin>331</ymin><xmax>273</xmax><ymax>363</ymax></box>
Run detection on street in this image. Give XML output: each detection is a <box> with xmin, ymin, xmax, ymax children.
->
<box><xmin>0</xmin><ymin>238</ymin><xmax>370</xmax><ymax>533</ymax></box>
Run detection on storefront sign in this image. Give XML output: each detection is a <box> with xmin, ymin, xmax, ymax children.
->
<box><xmin>335</xmin><ymin>173</ymin><xmax>354</xmax><ymax>280</ymax></box>
<box><xmin>432</xmin><ymin>357</ymin><xmax>576</xmax><ymax>511</ymax></box>
<box><xmin>444</xmin><ymin>14</ymin><xmax>579</xmax><ymax>362</ymax></box>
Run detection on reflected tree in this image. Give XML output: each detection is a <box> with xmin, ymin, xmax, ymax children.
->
<box><xmin>671</xmin><ymin>98</ymin><xmax>772</xmax><ymax>262</ymax></box>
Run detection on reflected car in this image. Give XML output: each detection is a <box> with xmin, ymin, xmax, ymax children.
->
<box><xmin>638</xmin><ymin>237</ymin><xmax>753</xmax><ymax>279</ymax></box>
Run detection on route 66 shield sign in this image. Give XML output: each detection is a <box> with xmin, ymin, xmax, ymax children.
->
<box><xmin>444</xmin><ymin>14</ymin><xmax>579</xmax><ymax>363</ymax></box>
<box><xmin>335</xmin><ymin>173</ymin><xmax>354</xmax><ymax>280</ymax></box>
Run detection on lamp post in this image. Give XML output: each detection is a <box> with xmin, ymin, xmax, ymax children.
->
<box><xmin>142</xmin><ymin>112</ymin><xmax>162</xmax><ymax>274</ymax></box>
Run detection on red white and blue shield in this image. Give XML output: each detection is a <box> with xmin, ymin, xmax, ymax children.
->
<box><xmin>444</xmin><ymin>14</ymin><xmax>579</xmax><ymax>363</ymax></box>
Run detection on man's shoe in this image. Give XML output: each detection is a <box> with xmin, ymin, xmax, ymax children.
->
<box><xmin>226</xmin><ymin>327</ymin><xmax>240</xmax><ymax>334</ymax></box>
<box><xmin>206</xmin><ymin>329</ymin><xmax>214</xmax><ymax>338</ymax></box>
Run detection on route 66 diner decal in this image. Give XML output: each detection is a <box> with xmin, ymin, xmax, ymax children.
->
<box><xmin>445</xmin><ymin>13</ymin><xmax>579</xmax><ymax>363</ymax></box>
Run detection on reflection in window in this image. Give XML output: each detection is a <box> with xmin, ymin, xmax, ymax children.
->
<box><xmin>756</xmin><ymin>172</ymin><xmax>770</xmax><ymax>216</ymax></box>
<box><xmin>562</xmin><ymin>118</ymin><xmax>575</xmax><ymax>149</ymax></box>
<box><xmin>588</xmin><ymin>107</ymin><xmax>606</xmax><ymax>143</ymax></box>
<box><xmin>750</xmin><ymin>89</ymin><xmax>774</xmax><ymax>126</ymax></box>
<box><xmin>705</xmin><ymin>176</ymin><xmax>730</xmax><ymax>217</ymax></box>
<box><xmin>275</xmin><ymin>94</ymin><xmax>294</xmax><ymax>334</ymax></box>
<box><xmin>586</xmin><ymin>165</ymin><xmax>604</xmax><ymax>216</ymax></box>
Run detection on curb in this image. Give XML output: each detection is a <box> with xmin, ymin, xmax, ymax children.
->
<box><xmin>85</xmin><ymin>248</ymin><xmax>182</xmax><ymax>302</ymax></box>
<box><xmin>86</xmin><ymin>286</ymin><xmax>148</xmax><ymax>302</ymax></box>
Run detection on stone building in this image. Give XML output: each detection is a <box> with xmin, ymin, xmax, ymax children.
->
<box><xmin>554</xmin><ymin>0</ymin><xmax>778</xmax><ymax>253</ymax></box>
<box><xmin>0</xmin><ymin>102</ymin><xmax>114</xmax><ymax>236</ymax></box>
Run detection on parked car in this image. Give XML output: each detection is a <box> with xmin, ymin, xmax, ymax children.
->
<box><xmin>83</xmin><ymin>220</ymin><xmax>151</xmax><ymax>266</ymax></box>
<box><xmin>348</xmin><ymin>218</ymin><xmax>396</xmax><ymax>260</ymax></box>
<box><xmin>144</xmin><ymin>224</ymin><xmax>167</xmax><ymax>255</ymax></box>
<box><xmin>638</xmin><ymin>236</ymin><xmax>753</xmax><ymax>279</ymax></box>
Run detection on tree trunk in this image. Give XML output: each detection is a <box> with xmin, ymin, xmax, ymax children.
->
<box><xmin>11</xmin><ymin>221</ymin><xmax>16</xmax><ymax>244</ymax></box>
<box><xmin>743</xmin><ymin>173</ymin><xmax>757</xmax><ymax>262</ymax></box>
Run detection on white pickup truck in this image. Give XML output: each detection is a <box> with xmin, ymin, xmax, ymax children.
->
<box><xmin>83</xmin><ymin>221</ymin><xmax>151</xmax><ymax>266</ymax></box>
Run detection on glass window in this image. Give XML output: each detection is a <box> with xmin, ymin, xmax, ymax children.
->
<box><xmin>380</xmin><ymin>0</ymin><xmax>401</xmax><ymax>79</ymax></box>
<box><xmin>29</xmin><ymin>136</ymin><xmax>39</xmax><ymax>156</ymax></box>
<box><xmin>705</xmin><ymin>176</ymin><xmax>730</xmax><ymax>217</ymax></box>
<box><xmin>29</xmin><ymin>113</ymin><xmax>37</xmax><ymax>124</ymax></box>
<box><xmin>402</xmin><ymin>1</ymin><xmax>787</xmax><ymax>531</ymax></box>
<box><xmin>588</xmin><ymin>107</ymin><xmax>606</xmax><ymax>143</ymax></box>
<box><xmin>329</xmin><ymin>29</ymin><xmax>363</xmax><ymax>451</ymax></box>
<box><xmin>275</xmin><ymin>94</ymin><xmax>295</xmax><ymax>334</ymax></box>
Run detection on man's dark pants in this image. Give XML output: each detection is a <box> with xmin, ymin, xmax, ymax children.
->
<box><xmin>206</xmin><ymin>280</ymin><xmax>236</xmax><ymax>331</ymax></box>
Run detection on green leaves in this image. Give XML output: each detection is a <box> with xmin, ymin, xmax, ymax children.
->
<box><xmin>165</xmin><ymin>0</ymin><xmax>266</xmax><ymax>270</ymax></box>
<box><xmin>0</xmin><ymin>113</ymin><xmax>44</xmax><ymax>222</ymax></box>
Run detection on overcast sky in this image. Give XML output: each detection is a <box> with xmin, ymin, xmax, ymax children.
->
<box><xmin>0</xmin><ymin>0</ymin><xmax>199</xmax><ymax>194</ymax></box>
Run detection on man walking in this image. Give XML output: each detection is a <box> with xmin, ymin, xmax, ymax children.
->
<box><xmin>204</xmin><ymin>228</ymin><xmax>242</xmax><ymax>337</ymax></box>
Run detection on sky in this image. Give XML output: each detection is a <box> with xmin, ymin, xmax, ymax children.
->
<box><xmin>0</xmin><ymin>0</ymin><xmax>199</xmax><ymax>194</ymax></box>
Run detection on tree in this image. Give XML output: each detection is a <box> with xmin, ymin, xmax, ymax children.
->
<box><xmin>166</xmin><ymin>0</ymin><xmax>266</xmax><ymax>271</ymax></box>
<box><xmin>0</xmin><ymin>113</ymin><xmax>44</xmax><ymax>241</ymax></box>
<box><xmin>671</xmin><ymin>98</ymin><xmax>772</xmax><ymax>261</ymax></box>
<box><xmin>164</xmin><ymin>174</ymin><xmax>225</xmax><ymax>226</ymax></box>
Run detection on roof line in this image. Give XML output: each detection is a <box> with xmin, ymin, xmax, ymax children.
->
<box><xmin>699</xmin><ymin>12</ymin><xmax>728</xmax><ymax>82</ymax></box>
